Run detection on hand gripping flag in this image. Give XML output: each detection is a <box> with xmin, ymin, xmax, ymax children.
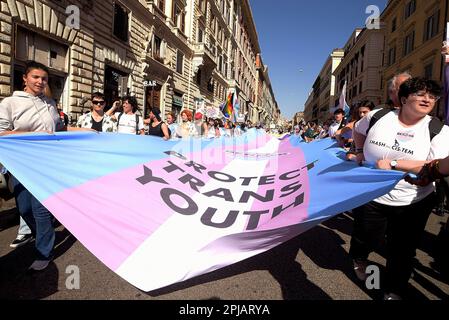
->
<box><xmin>0</xmin><ymin>130</ymin><xmax>403</xmax><ymax>291</ymax></box>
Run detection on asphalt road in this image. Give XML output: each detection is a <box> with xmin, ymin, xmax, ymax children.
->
<box><xmin>1</xmin><ymin>195</ymin><xmax>448</xmax><ymax>300</ymax></box>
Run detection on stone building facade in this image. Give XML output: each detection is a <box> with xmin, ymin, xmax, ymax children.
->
<box><xmin>0</xmin><ymin>0</ymin><xmax>278</xmax><ymax>125</ymax></box>
<box><xmin>303</xmin><ymin>49</ymin><xmax>344</xmax><ymax>123</ymax></box>
<box><xmin>334</xmin><ymin>27</ymin><xmax>384</xmax><ymax>108</ymax></box>
<box><xmin>381</xmin><ymin>0</ymin><xmax>448</xmax><ymax>117</ymax></box>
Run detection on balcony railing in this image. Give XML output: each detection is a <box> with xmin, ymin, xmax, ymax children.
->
<box><xmin>193</xmin><ymin>43</ymin><xmax>217</xmax><ymax>67</ymax></box>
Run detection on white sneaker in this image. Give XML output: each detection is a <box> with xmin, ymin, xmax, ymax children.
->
<box><xmin>353</xmin><ymin>259</ymin><xmax>368</xmax><ymax>281</ymax></box>
<box><xmin>10</xmin><ymin>234</ymin><xmax>34</xmax><ymax>248</ymax></box>
<box><xmin>29</xmin><ymin>259</ymin><xmax>50</xmax><ymax>271</ymax></box>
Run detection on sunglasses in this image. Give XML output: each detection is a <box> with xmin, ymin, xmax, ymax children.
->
<box><xmin>92</xmin><ymin>100</ymin><xmax>105</xmax><ymax>105</ymax></box>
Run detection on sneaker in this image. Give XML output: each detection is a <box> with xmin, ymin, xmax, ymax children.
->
<box><xmin>353</xmin><ymin>259</ymin><xmax>369</xmax><ymax>281</ymax></box>
<box><xmin>383</xmin><ymin>292</ymin><xmax>402</xmax><ymax>300</ymax></box>
<box><xmin>28</xmin><ymin>259</ymin><xmax>51</xmax><ymax>271</ymax></box>
<box><xmin>9</xmin><ymin>234</ymin><xmax>34</xmax><ymax>248</ymax></box>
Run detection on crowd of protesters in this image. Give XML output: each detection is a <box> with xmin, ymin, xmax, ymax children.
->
<box><xmin>2</xmin><ymin>41</ymin><xmax>449</xmax><ymax>301</ymax></box>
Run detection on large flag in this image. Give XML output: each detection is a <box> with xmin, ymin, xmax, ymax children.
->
<box><xmin>0</xmin><ymin>130</ymin><xmax>403</xmax><ymax>291</ymax></box>
<box><xmin>338</xmin><ymin>81</ymin><xmax>351</xmax><ymax>118</ymax></box>
<box><xmin>221</xmin><ymin>92</ymin><xmax>234</xmax><ymax>120</ymax></box>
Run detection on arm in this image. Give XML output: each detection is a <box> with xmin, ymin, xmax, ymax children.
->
<box><xmin>161</xmin><ymin>123</ymin><xmax>170</xmax><ymax>140</ymax></box>
<box><xmin>438</xmin><ymin>156</ymin><xmax>449</xmax><ymax>175</ymax></box>
<box><xmin>352</xmin><ymin>129</ymin><xmax>366</xmax><ymax>165</ymax></box>
<box><xmin>376</xmin><ymin>159</ymin><xmax>429</xmax><ymax>173</ymax></box>
<box><xmin>336</xmin><ymin>121</ymin><xmax>354</xmax><ymax>136</ymax></box>
<box><xmin>66</xmin><ymin>126</ymin><xmax>97</xmax><ymax>132</ymax></box>
<box><xmin>0</xmin><ymin>130</ymin><xmax>53</xmax><ymax>136</ymax></box>
<box><xmin>405</xmin><ymin>157</ymin><xmax>449</xmax><ymax>186</ymax></box>
<box><xmin>105</xmin><ymin>101</ymin><xmax>121</xmax><ymax>118</ymax></box>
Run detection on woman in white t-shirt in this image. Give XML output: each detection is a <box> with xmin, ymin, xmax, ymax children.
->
<box><xmin>349</xmin><ymin>77</ymin><xmax>449</xmax><ymax>300</ymax></box>
<box><xmin>106</xmin><ymin>95</ymin><xmax>144</xmax><ymax>135</ymax></box>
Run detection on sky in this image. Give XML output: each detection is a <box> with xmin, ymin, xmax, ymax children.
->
<box><xmin>250</xmin><ymin>0</ymin><xmax>388</xmax><ymax>120</ymax></box>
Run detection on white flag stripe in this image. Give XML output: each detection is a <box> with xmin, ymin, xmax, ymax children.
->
<box><xmin>116</xmin><ymin>138</ymin><xmax>281</xmax><ymax>291</ymax></box>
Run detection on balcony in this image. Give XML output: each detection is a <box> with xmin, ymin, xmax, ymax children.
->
<box><xmin>144</xmin><ymin>51</ymin><xmax>173</xmax><ymax>77</ymax></box>
<box><xmin>192</xmin><ymin>43</ymin><xmax>217</xmax><ymax>73</ymax></box>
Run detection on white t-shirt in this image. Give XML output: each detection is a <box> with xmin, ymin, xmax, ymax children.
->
<box><xmin>328</xmin><ymin>121</ymin><xmax>342</xmax><ymax>137</ymax></box>
<box><xmin>354</xmin><ymin>109</ymin><xmax>449</xmax><ymax>206</ymax></box>
<box><xmin>115</xmin><ymin>112</ymin><xmax>144</xmax><ymax>135</ymax></box>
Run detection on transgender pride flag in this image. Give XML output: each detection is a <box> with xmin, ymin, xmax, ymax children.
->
<box><xmin>0</xmin><ymin>130</ymin><xmax>403</xmax><ymax>291</ymax></box>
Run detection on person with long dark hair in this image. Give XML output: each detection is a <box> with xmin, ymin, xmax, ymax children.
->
<box><xmin>147</xmin><ymin>107</ymin><xmax>170</xmax><ymax>140</ymax></box>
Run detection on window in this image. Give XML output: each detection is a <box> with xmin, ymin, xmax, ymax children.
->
<box><xmin>15</xmin><ymin>26</ymin><xmax>68</xmax><ymax>73</ymax></box>
<box><xmin>158</xmin><ymin>0</ymin><xmax>165</xmax><ymax>13</ymax></box>
<box><xmin>359</xmin><ymin>81</ymin><xmax>363</xmax><ymax>94</ymax></box>
<box><xmin>113</xmin><ymin>3</ymin><xmax>129</xmax><ymax>42</ymax></box>
<box><xmin>403</xmin><ymin>31</ymin><xmax>415</xmax><ymax>56</ymax></box>
<box><xmin>152</xmin><ymin>35</ymin><xmax>164</xmax><ymax>63</ymax></box>
<box><xmin>197</xmin><ymin>27</ymin><xmax>204</xmax><ymax>43</ymax></box>
<box><xmin>424</xmin><ymin>11</ymin><xmax>439</xmax><ymax>42</ymax></box>
<box><xmin>391</xmin><ymin>17</ymin><xmax>397</xmax><ymax>32</ymax></box>
<box><xmin>210</xmin><ymin>15</ymin><xmax>215</xmax><ymax>32</ymax></box>
<box><xmin>424</xmin><ymin>63</ymin><xmax>433</xmax><ymax>79</ymax></box>
<box><xmin>174</xmin><ymin>4</ymin><xmax>186</xmax><ymax>33</ymax></box>
<box><xmin>404</xmin><ymin>0</ymin><xmax>416</xmax><ymax>20</ymax></box>
<box><xmin>218</xmin><ymin>55</ymin><xmax>223</xmax><ymax>73</ymax></box>
<box><xmin>104</xmin><ymin>66</ymin><xmax>129</xmax><ymax>109</ymax></box>
<box><xmin>207</xmin><ymin>78</ymin><xmax>214</xmax><ymax>93</ymax></box>
<box><xmin>198</xmin><ymin>0</ymin><xmax>205</xmax><ymax>13</ymax></box>
<box><xmin>196</xmin><ymin>69</ymin><xmax>202</xmax><ymax>85</ymax></box>
<box><xmin>388</xmin><ymin>47</ymin><xmax>396</xmax><ymax>65</ymax></box>
<box><xmin>176</xmin><ymin>50</ymin><xmax>184</xmax><ymax>74</ymax></box>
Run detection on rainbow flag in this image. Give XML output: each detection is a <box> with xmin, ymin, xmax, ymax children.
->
<box><xmin>0</xmin><ymin>130</ymin><xmax>403</xmax><ymax>291</ymax></box>
<box><xmin>221</xmin><ymin>92</ymin><xmax>234</xmax><ymax>119</ymax></box>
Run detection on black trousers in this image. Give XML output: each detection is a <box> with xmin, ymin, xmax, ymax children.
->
<box><xmin>436</xmin><ymin>179</ymin><xmax>449</xmax><ymax>209</ymax></box>
<box><xmin>349</xmin><ymin>192</ymin><xmax>436</xmax><ymax>296</ymax></box>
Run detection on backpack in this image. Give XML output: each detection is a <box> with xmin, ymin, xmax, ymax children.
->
<box><xmin>366</xmin><ymin>109</ymin><xmax>443</xmax><ymax>142</ymax></box>
<box><xmin>117</xmin><ymin>112</ymin><xmax>140</xmax><ymax>135</ymax></box>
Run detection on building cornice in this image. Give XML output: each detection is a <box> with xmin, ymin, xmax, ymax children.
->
<box><xmin>241</xmin><ymin>0</ymin><xmax>261</xmax><ymax>54</ymax></box>
<box><xmin>380</xmin><ymin>0</ymin><xmax>402</xmax><ymax>19</ymax></box>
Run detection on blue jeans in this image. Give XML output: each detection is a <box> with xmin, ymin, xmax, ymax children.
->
<box><xmin>18</xmin><ymin>216</ymin><xmax>32</xmax><ymax>235</ymax></box>
<box><xmin>11</xmin><ymin>176</ymin><xmax>54</xmax><ymax>260</ymax></box>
